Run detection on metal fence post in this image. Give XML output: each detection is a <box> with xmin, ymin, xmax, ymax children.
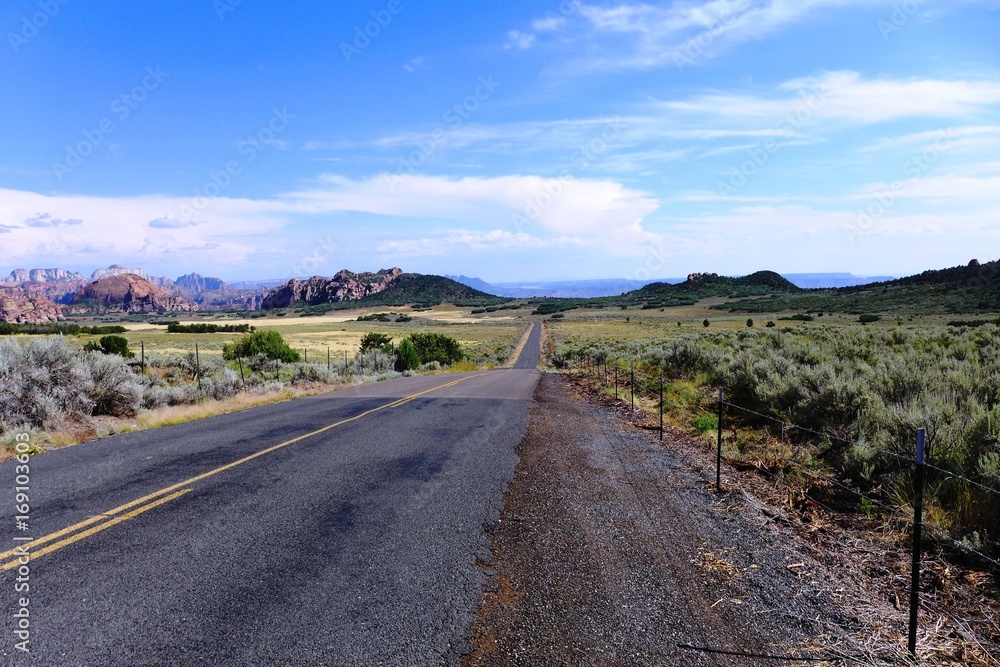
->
<box><xmin>716</xmin><ymin>388</ymin><xmax>723</xmax><ymax>492</ymax></box>
<box><xmin>614</xmin><ymin>365</ymin><xmax>618</xmax><ymax>399</ymax></box>
<box><xmin>630</xmin><ymin>362</ymin><xmax>635</xmax><ymax>410</ymax></box>
<box><xmin>659</xmin><ymin>372</ymin><xmax>664</xmax><ymax>441</ymax></box>
<box><xmin>327</xmin><ymin>346</ymin><xmax>331</xmax><ymax>371</ymax></box>
<box><xmin>344</xmin><ymin>350</ymin><xmax>348</xmax><ymax>374</ymax></box>
<box><xmin>140</xmin><ymin>341</ymin><xmax>145</xmax><ymax>376</ymax></box>
<box><xmin>195</xmin><ymin>343</ymin><xmax>202</xmax><ymax>391</ymax></box>
<box><xmin>908</xmin><ymin>428</ymin><xmax>926</xmax><ymax>657</ymax></box>
<box><xmin>236</xmin><ymin>352</ymin><xmax>246</xmax><ymax>390</ymax></box>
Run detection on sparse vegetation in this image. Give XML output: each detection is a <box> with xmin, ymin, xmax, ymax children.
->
<box><xmin>554</xmin><ymin>323</ymin><xmax>1000</xmax><ymax>553</ymax></box>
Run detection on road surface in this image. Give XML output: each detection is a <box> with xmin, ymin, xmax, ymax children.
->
<box><xmin>0</xmin><ymin>322</ymin><xmax>542</xmax><ymax>666</ymax></box>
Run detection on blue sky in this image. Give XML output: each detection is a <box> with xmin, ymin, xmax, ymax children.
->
<box><xmin>1</xmin><ymin>0</ymin><xmax>998</xmax><ymax>282</ymax></box>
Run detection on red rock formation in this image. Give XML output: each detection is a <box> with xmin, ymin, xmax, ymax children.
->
<box><xmin>0</xmin><ymin>289</ymin><xmax>64</xmax><ymax>323</ymax></box>
<box><xmin>70</xmin><ymin>274</ymin><xmax>196</xmax><ymax>313</ymax></box>
<box><xmin>262</xmin><ymin>268</ymin><xmax>404</xmax><ymax>309</ymax></box>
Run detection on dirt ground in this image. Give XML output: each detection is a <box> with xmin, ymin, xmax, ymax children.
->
<box><xmin>464</xmin><ymin>372</ymin><xmax>854</xmax><ymax>666</ymax></box>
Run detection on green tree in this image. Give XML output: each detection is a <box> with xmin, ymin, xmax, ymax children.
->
<box><xmin>746</xmin><ymin>318</ymin><xmax>754</xmax><ymax>328</ymax></box>
<box><xmin>394</xmin><ymin>338</ymin><xmax>420</xmax><ymax>371</ymax></box>
<box><xmin>84</xmin><ymin>335</ymin><xmax>135</xmax><ymax>358</ymax></box>
<box><xmin>406</xmin><ymin>332</ymin><xmax>464</xmax><ymax>365</ymax></box>
<box><xmin>359</xmin><ymin>332</ymin><xmax>393</xmax><ymax>354</ymax></box>
<box><xmin>223</xmin><ymin>330</ymin><xmax>301</xmax><ymax>363</ymax></box>
<box><xmin>703</xmin><ymin>319</ymin><xmax>710</xmax><ymax>328</ymax></box>
<box><xmin>859</xmin><ymin>313</ymin><xmax>881</xmax><ymax>324</ymax></box>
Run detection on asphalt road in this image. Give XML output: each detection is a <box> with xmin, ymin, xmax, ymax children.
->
<box><xmin>0</xmin><ymin>323</ymin><xmax>542</xmax><ymax>666</ymax></box>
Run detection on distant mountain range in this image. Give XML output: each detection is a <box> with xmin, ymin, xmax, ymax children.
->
<box><xmin>0</xmin><ymin>265</ymin><xmax>501</xmax><ymax>323</ymax></box>
<box><xmin>1</xmin><ymin>259</ymin><xmax>991</xmax><ymax>325</ymax></box>
<box><xmin>447</xmin><ymin>273</ymin><xmax>894</xmax><ymax>297</ymax></box>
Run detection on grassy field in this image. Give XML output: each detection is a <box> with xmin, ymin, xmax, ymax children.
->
<box><xmin>61</xmin><ymin>305</ymin><xmax>529</xmax><ymax>364</ymax></box>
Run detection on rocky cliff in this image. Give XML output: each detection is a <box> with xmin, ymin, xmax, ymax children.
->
<box><xmin>70</xmin><ymin>274</ymin><xmax>196</xmax><ymax>313</ymax></box>
<box><xmin>262</xmin><ymin>268</ymin><xmax>404</xmax><ymax>309</ymax></box>
<box><xmin>0</xmin><ymin>289</ymin><xmax>64</xmax><ymax>323</ymax></box>
<box><xmin>175</xmin><ymin>273</ymin><xmax>228</xmax><ymax>294</ymax></box>
<box><xmin>90</xmin><ymin>265</ymin><xmax>174</xmax><ymax>288</ymax></box>
<box><xmin>197</xmin><ymin>289</ymin><xmax>267</xmax><ymax>311</ymax></box>
<box><xmin>8</xmin><ymin>268</ymin><xmax>85</xmax><ymax>283</ymax></box>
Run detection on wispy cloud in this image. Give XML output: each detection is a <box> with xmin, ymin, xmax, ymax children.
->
<box><xmin>509</xmin><ymin>0</ymin><xmax>988</xmax><ymax>73</ymax></box>
<box><xmin>403</xmin><ymin>56</ymin><xmax>427</xmax><ymax>73</ymax></box>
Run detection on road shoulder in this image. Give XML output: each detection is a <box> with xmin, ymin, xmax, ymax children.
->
<box><xmin>464</xmin><ymin>372</ymin><xmax>843</xmax><ymax>665</ymax></box>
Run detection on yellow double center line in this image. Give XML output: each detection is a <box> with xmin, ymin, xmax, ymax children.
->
<box><xmin>1</xmin><ymin>374</ymin><xmax>484</xmax><ymax>571</ymax></box>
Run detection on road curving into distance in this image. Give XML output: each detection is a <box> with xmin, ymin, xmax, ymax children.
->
<box><xmin>0</xmin><ymin>321</ymin><xmax>543</xmax><ymax>666</ymax></box>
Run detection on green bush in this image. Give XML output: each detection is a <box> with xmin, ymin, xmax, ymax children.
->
<box><xmin>746</xmin><ymin>319</ymin><xmax>754</xmax><ymax>328</ymax></box>
<box><xmin>360</xmin><ymin>332</ymin><xmax>393</xmax><ymax>354</ymax></box>
<box><xmin>703</xmin><ymin>319</ymin><xmax>710</xmax><ymax>328</ymax></box>
<box><xmin>223</xmin><ymin>330</ymin><xmax>300</xmax><ymax>363</ymax></box>
<box><xmin>406</xmin><ymin>332</ymin><xmax>464</xmax><ymax>365</ymax></box>
<box><xmin>859</xmin><ymin>313</ymin><xmax>881</xmax><ymax>324</ymax></box>
<box><xmin>394</xmin><ymin>339</ymin><xmax>420</xmax><ymax>372</ymax></box>
<box><xmin>84</xmin><ymin>335</ymin><xmax>135</xmax><ymax>359</ymax></box>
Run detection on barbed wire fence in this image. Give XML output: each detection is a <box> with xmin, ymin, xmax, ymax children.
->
<box><xmin>566</xmin><ymin>351</ymin><xmax>1000</xmax><ymax>661</ymax></box>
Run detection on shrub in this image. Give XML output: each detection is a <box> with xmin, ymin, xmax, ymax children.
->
<box><xmin>360</xmin><ymin>332</ymin><xmax>393</xmax><ymax>354</ymax></box>
<box><xmin>84</xmin><ymin>335</ymin><xmax>135</xmax><ymax>358</ymax></box>
<box><xmin>746</xmin><ymin>319</ymin><xmax>754</xmax><ymax>328</ymax></box>
<box><xmin>395</xmin><ymin>339</ymin><xmax>420</xmax><ymax>371</ymax></box>
<box><xmin>0</xmin><ymin>338</ymin><xmax>141</xmax><ymax>428</ymax></box>
<box><xmin>406</xmin><ymin>333</ymin><xmax>464</xmax><ymax>365</ymax></box>
<box><xmin>84</xmin><ymin>353</ymin><xmax>142</xmax><ymax>417</ymax></box>
<box><xmin>766</xmin><ymin>321</ymin><xmax>776</xmax><ymax>328</ymax></box>
<box><xmin>223</xmin><ymin>330</ymin><xmax>300</xmax><ymax>363</ymax></box>
<box><xmin>703</xmin><ymin>319</ymin><xmax>710</xmax><ymax>328</ymax></box>
<box><xmin>859</xmin><ymin>314</ymin><xmax>881</xmax><ymax>324</ymax></box>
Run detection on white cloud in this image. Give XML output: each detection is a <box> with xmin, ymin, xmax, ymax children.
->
<box><xmin>504</xmin><ymin>30</ymin><xmax>536</xmax><ymax>50</ymax></box>
<box><xmin>403</xmin><ymin>56</ymin><xmax>426</xmax><ymax>73</ymax></box>
<box><xmin>658</xmin><ymin>71</ymin><xmax>1000</xmax><ymax>125</ymax></box>
<box><xmin>0</xmin><ymin>189</ymin><xmax>286</xmax><ymax>270</ymax></box>
<box><xmin>283</xmin><ymin>173</ymin><xmax>662</xmax><ymax>252</ymax></box>
<box><xmin>513</xmin><ymin>1</ymin><xmax>995</xmax><ymax>73</ymax></box>
<box><xmin>532</xmin><ymin>16</ymin><xmax>566</xmax><ymax>32</ymax></box>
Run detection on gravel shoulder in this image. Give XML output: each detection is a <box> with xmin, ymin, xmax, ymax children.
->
<box><xmin>464</xmin><ymin>372</ymin><xmax>847</xmax><ymax>666</ymax></box>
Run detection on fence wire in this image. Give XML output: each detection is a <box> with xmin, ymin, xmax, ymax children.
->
<box><xmin>573</xmin><ymin>357</ymin><xmax>1000</xmax><ymax>573</ymax></box>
